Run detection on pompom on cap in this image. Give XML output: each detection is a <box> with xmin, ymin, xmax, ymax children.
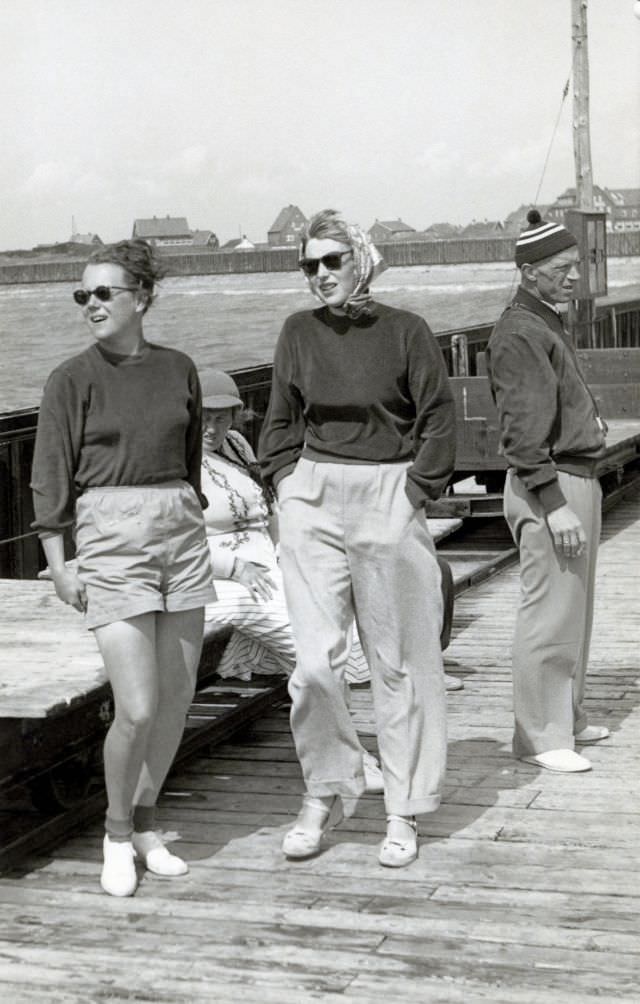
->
<box><xmin>515</xmin><ymin>208</ymin><xmax>577</xmax><ymax>267</ymax></box>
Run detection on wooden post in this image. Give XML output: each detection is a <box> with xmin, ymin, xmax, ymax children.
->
<box><xmin>571</xmin><ymin>0</ymin><xmax>594</xmax><ymax>210</ymax></box>
<box><xmin>569</xmin><ymin>0</ymin><xmax>595</xmax><ymax>347</ymax></box>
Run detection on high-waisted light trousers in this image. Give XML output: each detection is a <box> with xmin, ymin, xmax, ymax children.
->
<box><xmin>277</xmin><ymin>458</ymin><xmax>446</xmax><ymax>816</ymax></box>
<box><xmin>504</xmin><ymin>469</ymin><xmax>602</xmax><ymax>757</ymax></box>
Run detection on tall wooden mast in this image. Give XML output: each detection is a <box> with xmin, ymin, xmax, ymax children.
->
<box><xmin>571</xmin><ymin>0</ymin><xmax>594</xmax><ymax>210</ymax></box>
<box><xmin>567</xmin><ymin>0</ymin><xmax>608</xmax><ymax>346</ymax></box>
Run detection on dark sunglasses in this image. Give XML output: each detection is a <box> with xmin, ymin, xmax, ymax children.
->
<box><xmin>72</xmin><ymin>285</ymin><xmax>138</xmax><ymax>306</ymax></box>
<box><xmin>299</xmin><ymin>251</ymin><xmax>353</xmax><ymax>277</ymax></box>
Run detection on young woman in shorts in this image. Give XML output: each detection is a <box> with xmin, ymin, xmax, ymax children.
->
<box><xmin>31</xmin><ymin>239</ymin><xmax>216</xmax><ymax>897</ymax></box>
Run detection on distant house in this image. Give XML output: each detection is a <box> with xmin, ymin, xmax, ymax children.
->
<box><xmin>267</xmin><ymin>205</ymin><xmax>307</xmax><ymax>247</ymax></box>
<box><xmin>221</xmin><ymin>235</ymin><xmax>257</xmax><ymax>251</ymax></box>
<box><xmin>69</xmin><ymin>232</ymin><xmax>103</xmax><ymax>245</ymax></box>
<box><xmin>604</xmin><ymin>188</ymin><xmax>640</xmax><ymax>232</ymax></box>
<box><xmin>502</xmin><ymin>205</ymin><xmax>551</xmax><ymax>237</ymax></box>
<box><xmin>132</xmin><ymin>216</ymin><xmax>193</xmax><ymax>246</ymax></box>
<box><xmin>460</xmin><ymin>220</ymin><xmax>505</xmax><ymax>239</ymax></box>
<box><xmin>547</xmin><ymin>186</ymin><xmax>613</xmax><ymax>226</ymax></box>
<box><xmin>368</xmin><ymin>219</ymin><xmax>416</xmax><ymax>243</ymax></box>
<box><xmin>191</xmin><ymin>230</ymin><xmax>219</xmax><ymax>249</ymax></box>
<box><xmin>420</xmin><ymin>222</ymin><xmax>462</xmax><ymax>240</ymax></box>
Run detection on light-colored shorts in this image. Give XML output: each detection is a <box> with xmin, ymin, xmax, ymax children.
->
<box><xmin>74</xmin><ymin>481</ymin><xmax>216</xmax><ymax>630</ymax></box>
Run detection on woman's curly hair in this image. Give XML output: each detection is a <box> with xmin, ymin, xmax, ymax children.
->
<box><xmin>87</xmin><ymin>239</ymin><xmax>167</xmax><ymax>312</ymax></box>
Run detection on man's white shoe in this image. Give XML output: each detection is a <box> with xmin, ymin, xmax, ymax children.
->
<box><xmin>445</xmin><ymin>673</ymin><xmax>464</xmax><ymax>691</ymax></box>
<box><xmin>521</xmin><ymin>749</ymin><xmax>592</xmax><ymax>773</ymax></box>
<box><xmin>362</xmin><ymin>751</ymin><xmax>385</xmax><ymax>793</ymax></box>
<box><xmin>100</xmin><ymin>835</ymin><xmax>137</xmax><ymax>897</ymax></box>
<box><xmin>575</xmin><ymin>725</ymin><xmax>610</xmax><ymax>744</ymax></box>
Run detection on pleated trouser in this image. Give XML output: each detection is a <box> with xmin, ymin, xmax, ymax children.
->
<box><xmin>278</xmin><ymin>458</ymin><xmax>446</xmax><ymax>816</ymax></box>
<box><xmin>504</xmin><ymin>469</ymin><xmax>602</xmax><ymax>757</ymax></box>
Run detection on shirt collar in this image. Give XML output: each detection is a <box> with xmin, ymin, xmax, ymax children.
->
<box><xmin>512</xmin><ymin>286</ymin><xmax>565</xmax><ymax>328</ymax></box>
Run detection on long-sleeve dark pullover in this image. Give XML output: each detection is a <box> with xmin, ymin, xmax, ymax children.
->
<box><xmin>31</xmin><ymin>341</ymin><xmax>205</xmax><ymax>534</ymax></box>
<box><xmin>258</xmin><ymin>302</ymin><xmax>456</xmax><ymax>507</ymax></box>
<box><xmin>485</xmin><ymin>286</ymin><xmax>607</xmax><ymax>513</ymax></box>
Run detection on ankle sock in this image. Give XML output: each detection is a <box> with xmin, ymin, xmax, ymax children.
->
<box><xmin>105</xmin><ymin>814</ymin><xmax>133</xmax><ymax>842</ymax></box>
<box><xmin>133</xmin><ymin>804</ymin><xmax>156</xmax><ymax>833</ymax></box>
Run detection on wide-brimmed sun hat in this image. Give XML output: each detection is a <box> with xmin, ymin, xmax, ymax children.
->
<box><xmin>201</xmin><ymin>369</ymin><xmax>243</xmax><ymax>409</ymax></box>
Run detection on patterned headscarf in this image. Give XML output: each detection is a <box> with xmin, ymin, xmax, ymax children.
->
<box><xmin>301</xmin><ymin>218</ymin><xmax>387</xmax><ymax>319</ymax></box>
<box><xmin>342</xmin><ymin>224</ymin><xmax>387</xmax><ymax>318</ymax></box>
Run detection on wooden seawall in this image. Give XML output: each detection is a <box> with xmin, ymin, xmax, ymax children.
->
<box><xmin>1</xmin><ymin>232</ymin><xmax>639</xmax><ymax>284</ymax></box>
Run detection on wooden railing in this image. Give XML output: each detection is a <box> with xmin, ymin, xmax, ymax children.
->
<box><xmin>2</xmin><ymin>300</ymin><xmax>639</xmax><ymax>579</ymax></box>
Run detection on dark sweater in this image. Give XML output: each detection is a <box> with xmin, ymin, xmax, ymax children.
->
<box><xmin>258</xmin><ymin>302</ymin><xmax>456</xmax><ymax>506</ymax></box>
<box><xmin>31</xmin><ymin>341</ymin><xmax>205</xmax><ymax>533</ymax></box>
<box><xmin>485</xmin><ymin>287</ymin><xmax>607</xmax><ymax>513</ymax></box>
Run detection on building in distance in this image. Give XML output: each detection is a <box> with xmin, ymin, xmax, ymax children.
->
<box><xmin>267</xmin><ymin>205</ymin><xmax>307</xmax><ymax>248</ymax></box>
<box><xmin>459</xmin><ymin>220</ymin><xmax>505</xmax><ymax>239</ymax></box>
<box><xmin>190</xmin><ymin>230</ymin><xmax>219</xmax><ymax>248</ymax></box>
<box><xmin>130</xmin><ymin>217</ymin><xmax>219</xmax><ymax>248</ymax></box>
<box><xmin>546</xmin><ymin>187</ymin><xmax>640</xmax><ymax>232</ymax></box>
<box><xmin>68</xmin><ymin>232</ymin><xmax>103</xmax><ymax>246</ymax></box>
<box><xmin>368</xmin><ymin>219</ymin><xmax>417</xmax><ymax>243</ymax></box>
<box><xmin>221</xmin><ymin>235</ymin><xmax>258</xmax><ymax>251</ymax></box>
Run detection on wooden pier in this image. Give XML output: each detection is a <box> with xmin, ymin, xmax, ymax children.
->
<box><xmin>0</xmin><ymin>488</ymin><xmax>638</xmax><ymax>1002</ymax></box>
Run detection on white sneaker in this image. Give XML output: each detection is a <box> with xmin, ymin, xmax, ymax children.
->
<box><xmin>132</xmin><ymin>830</ymin><xmax>188</xmax><ymax>876</ymax></box>
<box><xmin>445</xmin><ymin>673</ymin><xmax>464</xmax><ymax>691</ymax></box>
<box><xmin>520</xmin><ymin>749</ymin><xmax>592</xmax><ymax>773</ymax></box>
<box><xmin>362</xmin><ymin>751</ymin><xmax>384</xmax><ymax>793</ymax></box>
<box><xmin>100</xmin><ymin>835</ymin><xmax>137</xmax><ymax>897</ymax></box>
<box><xmin>575</xmin><ymin>725</ymin><xmax>610</xmax><ymax>744</ymax></box>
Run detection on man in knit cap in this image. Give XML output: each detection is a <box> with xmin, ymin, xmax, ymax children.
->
<box><xmin>485</xmin><ymin>209</ymin><xmax>609</xmax><ymax>773</ymax></box>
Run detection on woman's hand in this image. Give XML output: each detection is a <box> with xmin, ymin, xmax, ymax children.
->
<box><xmin>51</xmin><ymin>567</ymin><xmax>87</xmax><ymax>612</ymax></box>
<box><xmin>39</xmin><ymin>536</ymin><xmax>87</xmax><ymax>612</ymax></box>
<box><xmin>232</xmin><ymin>559</ymin><xmax>276</xmax><ymax>601</ymax></box>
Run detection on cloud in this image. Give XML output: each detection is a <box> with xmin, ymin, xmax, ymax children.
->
<box><xmin>21</xmin><ymin>161</ymin><xmax>73</xmax><ymax>196</ymax></box>
<box><xmin>174</xmin><ymin>145</ymin><xmax>210</xmax><ymax>176</ymax></box>
<box><xmin>416</xmin><ymin>142</ymin><xmax>462</xmax><ymax>176</ymax></box>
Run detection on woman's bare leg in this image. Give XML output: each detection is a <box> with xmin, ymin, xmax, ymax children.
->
<box><xmin>133</xmin><ymin>607</ymin><xmax>205</xmax><ymax>807</ymax></box>
<box><xmin>94</xmin><ymin>613</ymin><xmax>159</xmax><ymax>824</ymax></box>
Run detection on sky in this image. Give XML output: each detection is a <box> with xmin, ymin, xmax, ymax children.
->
<box><xmin>1</xmin><ymin>0</ymin><xmax>639</xmax><ymax>251</ymax></box>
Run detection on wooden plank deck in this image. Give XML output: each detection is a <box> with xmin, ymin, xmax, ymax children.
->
<box><xmin>1</xmin><ymin>490</ymin><xmax>638</xmax><ymax>1003</ymax></box>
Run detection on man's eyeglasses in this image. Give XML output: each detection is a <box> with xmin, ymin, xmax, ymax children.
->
<box><xmin>72</xmin><ymin>285</ymin><xmax>138</xmax><ymax>306</ymax></box>
<box><xmin>299</xmin><ymin>251</ymin><xmax>353</xmax><ymax>277</ymax></box>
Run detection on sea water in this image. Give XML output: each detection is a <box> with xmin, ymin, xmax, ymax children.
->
<box><xmin>1</xmin><ymin>259</ymin><xmax>638</xmax><ymax>413</ymax></box>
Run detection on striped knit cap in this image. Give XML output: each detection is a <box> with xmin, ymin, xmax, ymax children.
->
<box><xmin>515</xmin><ymin>209</ymin><xmax>577</xmax><ymax>268</ymax></box>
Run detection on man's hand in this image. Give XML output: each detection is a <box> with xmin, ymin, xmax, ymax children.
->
<box><xmin>546</xmin><ymin>505</ymin><xmax>586</xmax><ymax>559</ymax></box>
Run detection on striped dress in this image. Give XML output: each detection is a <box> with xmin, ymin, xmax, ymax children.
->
<box><xmin>202</xmin><ymin>431</ymin><xmax>369</xmax><ymax>683</ymax></box>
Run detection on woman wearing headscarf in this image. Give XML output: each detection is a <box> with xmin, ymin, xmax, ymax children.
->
<box><xmin>259</xmin><ymin>209</ymin><xmax>456</xmax><ymax>866</ymax></box>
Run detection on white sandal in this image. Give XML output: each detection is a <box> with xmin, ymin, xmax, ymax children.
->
<box><xmin>282</xmin><ymin>795</ymin><xmax>343</xmax><ymax>859</ymax></box>
<box><xmin>378</xmin><ymin>814</ymin><xmax>418</xmax><ymax>868</ymax></box>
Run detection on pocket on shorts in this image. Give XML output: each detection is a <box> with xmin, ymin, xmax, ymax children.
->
<box><xmin>90</xmin><ymin>494</ymin><xmax>144</xmax><ymax>537</ymax></box>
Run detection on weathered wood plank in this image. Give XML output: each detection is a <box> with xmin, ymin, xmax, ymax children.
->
<box><xmin>0</xmin><ymin>488</ymin><xmax>638</xmax><ymax>1003</ymax></box>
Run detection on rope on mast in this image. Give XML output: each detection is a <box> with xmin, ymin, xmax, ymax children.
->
<box><xmin>533</xmin><ymin>73</ymin><xmax>572</xmax><ymax>207</ymax></box>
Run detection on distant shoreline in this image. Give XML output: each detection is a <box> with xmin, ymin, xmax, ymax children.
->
<box><xmin>1</xmin><ymin>232</ymin><xmax>639</xmax><ymax>285</ymax></box>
